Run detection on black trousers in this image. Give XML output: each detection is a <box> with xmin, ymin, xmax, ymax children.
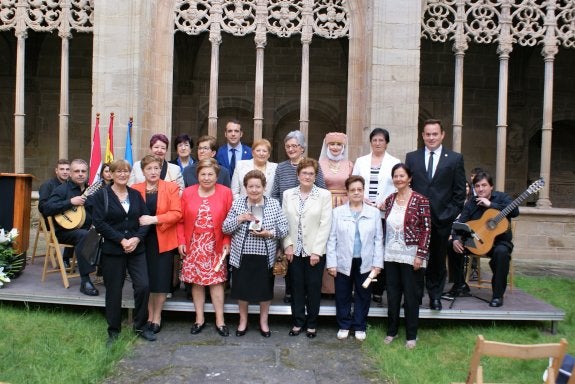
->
<box><xmin>385</xmin><ymin>261</ymin><xmax>423</xmax><ymax>341</ymax></box>
<box><xmin>56</xmin><ymin>228</ymin><xmax>95</xmax><ymax>278</ymax></box>
<box><xmin>422</xmin><ymin>225</ymin><xmax>450</xmax><ymax>301</ymax></box>
<box><xmin>288</xmin><ymin>255</ymin><xmax>325</xmax><ymax>329</ymax></box>
<box><xmin>101</xmin><ymin>250</ymin><xmax>150</xmax><ymax>335</ymax></box>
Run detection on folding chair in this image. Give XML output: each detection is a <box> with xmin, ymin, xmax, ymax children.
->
<box><xmin>31</xmin><ymin>213</ymin><xmax>53</xmax><ymax>266</ymax></box>
<box><xmin>453</xmin><ymin>334</ymin><xmax>569</xmax><ymax>384</ymax></box>
<box><xmin>466</xmin><ymin>221</ymin><xmax>516</xmax><ymax>293</ymax></box>
<box><xmin>41</xmin><ymin>216</ymin><xmax>79</xmax><ymax>288</ymax></box>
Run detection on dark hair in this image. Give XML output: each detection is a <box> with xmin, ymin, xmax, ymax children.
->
<box><xmin>345</xmin><ymin>175</ymin><xmax>365</xmax><ymax>190</ymax></box>
<box><xmin>470</xmin><ymin>167</ymin><xmax>484</xmax><ymax>177</ymax></box>
<box><xmin>369</xmin><ymin>128</ymin><xmax>390</xmax><ymax>143</ymax></box>
<box><xmin>225</xmin><ymin>119</ymin><xmax>242</xmax><ymax>131</ymax></box>
<box><xmin>422</xmin><ymin>118</ymin><xmax>444</xmax><ymax>132</ymax></box>
<box><xmin>149</xmin><ymin>134</ymin><xmax>169</xmax><ymax>148</ymax></box>
<box><xmin>100</xmin><ymin>162</ymin><xmax>111</xmax><ymax>176</ymax></box>
<box><xmin>196</xmin><ymin>157</ymin><xmax>220</xmax><ymax>177</ymax></box>
<box><xmin>243</xmin><ymin>169</ymin><xmax>267</xmax><ymax>189</ymax></box>
<box><xmin>472</xmin><ymin>171</ymin><xmax>493</xmax><ymax>187</ymax></box>
<box><xmin>197</xmin><ymin>135</ymin><xmax>217</xmax><ymax>152</ymax></box>
<box><xmin>391</xmin><ymin>162</ymin><xmax>412</xmax><ymax>178</ymax></box>
<box><xmin>296</xmin><ymin>157</ymin><xmax>319</xmax><ymax>175</ymax></box>
<box><xmin>173</xmin><ymin>134</ymin><xmax>193</xmax><ymax>151</ymax></box>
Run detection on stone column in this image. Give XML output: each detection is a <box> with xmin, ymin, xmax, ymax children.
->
<box><xmin>537</xmin><ymin>1</ymin><xmax>558</xmax><ymax>208</ymax></box>
<box><xmin>495</xmin><ymin>0</ymin><xmax>513</xmax><ymax>191</ymax></box>
<box><xmin>253</xmin><ymin>0</ymin><xmax>267</xmax><ymax>141</ymax></box>
<box><xmin>92</xmin><ymin>0</ymin><xmax>175</xmax><ymax>160</ymax></box>
<box><xmin>58</xmin><ymin>3</ymin><xmax>72</xmax><ymax>160</ymax></box>
<box><xmin>207</xmin><ymin>0</ymin><xmax>223</xmax><ymax>138</ymax></box>
<box><xmin>13</xmin><ymin>1</ymin><xmax>27</xmax><ymax>173</ymax></box>
<box><xmin>451</xmin><ymin>0</ymin><xmax>467</xmax><ymax>154</ymax></box>
<box><xmin>360</xmin><ymin>0</ymin><xmax>422</xmax><ymax>159</ymax></box>
<box><xmin>299</xmin><ymin>0</ymin><xmax>313</xmax><ymax>148</ymax></box>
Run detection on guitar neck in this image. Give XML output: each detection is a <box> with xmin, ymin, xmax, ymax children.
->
<box><xmin>493</xmin><ymin>189</ymin><xmax>533</xmax><ymax>224</ymax></box>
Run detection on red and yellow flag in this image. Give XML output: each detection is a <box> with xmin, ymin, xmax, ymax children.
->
<box><xmin>89</xmin><ymin>113</ymin><xmax>102</xmax><ymax>185</ymax></box>
<box><xmin>105</xmin><ymin>112</ymin><xmax>115</xmax><ymax>163</ymax></box>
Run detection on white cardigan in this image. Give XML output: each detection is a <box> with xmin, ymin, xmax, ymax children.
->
<box><xmin>230</xmin><ymin>159</ymin><xmax>278</xmax><ymax>200</ymax></box>
<box><xmin>282</xmin><ymin>186</ymin><xmax>333</xmax><ymax>257</ymax></box>
<box><xmin>352</xmin><ymin>151</ymin><xmax>400</xmax><ymax>205</ymax></box>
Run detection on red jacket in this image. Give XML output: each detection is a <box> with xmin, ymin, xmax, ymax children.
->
<box><xmin>177</xmin><ymin>184</ymin><xmax>232</xmax><ymax>254</ymax></box>
<box><xmin>132</xmin><ymin>179</ymin><xmax>182</xmax><ymax>253</ymax></box>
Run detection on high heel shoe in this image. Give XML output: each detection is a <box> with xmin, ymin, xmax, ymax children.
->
<box><xmin>306</xmin><ymin>329</ymin><xmax>317</xmax><ymax>339</ymax></box>
<box><xmin>288</xmin><ymin>327</ymin><xmax>302</xmax><ymax>336</ymax></box>
<box><xmin>259</xmin><ymin>328</ymin><xmax>271</xmax><ymax>338</ymax></box>
<box><xmin>235</xmin><ymin>327</ymin><xmax>248</xmax><ymax>337</ymax></box>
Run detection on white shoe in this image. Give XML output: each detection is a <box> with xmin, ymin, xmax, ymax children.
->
<box><xmin>337</xmin><ymin>329</ymin><xmax>349</xmax><ymax>339</ymax></box>
<box><xmin>355</xmin><ymin>331</ymin><xmax>366</xmax><ymax>341</ymax></box>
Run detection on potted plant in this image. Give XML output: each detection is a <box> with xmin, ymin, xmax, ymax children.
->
<box><xmin>0</xmin><ymin>228</ymin><xmax>25</xmax><ymax>279</ymax></box>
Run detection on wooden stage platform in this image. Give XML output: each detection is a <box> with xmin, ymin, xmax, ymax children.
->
<box><xmin>0</xmin><ymin>260</ymin><xmax>565</xmax><ymax>333</ymax></box>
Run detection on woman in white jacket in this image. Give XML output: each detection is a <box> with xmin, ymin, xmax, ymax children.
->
<box><xmin>326</xmin><ymin>175</ymin><xmax>384</xmax><ymax>341</ymax></box>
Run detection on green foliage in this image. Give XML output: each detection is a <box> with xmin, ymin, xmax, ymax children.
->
<box><xmin>0</xmin><ymin>303</ymin><xmax>135</xmax><ymax>384</ymax></box>
<box><xmin>364</xmin><ymin>276</ymin><xmax>575</xmax><ymax>383</ymax></box>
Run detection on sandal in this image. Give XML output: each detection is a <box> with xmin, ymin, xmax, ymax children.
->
<box><xmin>384</xmin><ymin>335</ymin><xmax>396</xmax><ymax>344</ymax></box>
<box><xmin>405</xmin><ymin>340</ymin><xmax>417</xmax><ymax>350</ymax></box>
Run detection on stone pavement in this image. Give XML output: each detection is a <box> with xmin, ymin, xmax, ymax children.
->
<box><xmin>101</xmin><ymin>259</ymin><xmax>575</xmax><ymax>384</ymax></box>
<box><xmin>103</xmin><ymin>314</ymin><xmax>382</xmax><ymax>384</ymax></box>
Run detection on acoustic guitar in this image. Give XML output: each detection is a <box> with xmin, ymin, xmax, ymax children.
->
<box><xmin>464</xmin><ymin>178</ymin><xmax>545</xmax><ymax>255</ymax></box>
<box><xmin>54</xmin><ymin>182</ymin><xmax>103</xmax><ymax>230</ymax></box>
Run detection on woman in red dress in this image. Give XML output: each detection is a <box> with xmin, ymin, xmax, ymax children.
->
<box><xmin>177</xmin><ymin>158</ymin><xmax>233</xmax><ymax>337</ymax></box>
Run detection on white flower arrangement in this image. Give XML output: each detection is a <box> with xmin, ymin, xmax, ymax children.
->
<box><xmin>0</xmin><ymin>267</ymin><xmax>10</xmax><ymax>287</ymax></box>
<box><xmin>0</xmin><ymin>228</ymin><xmax>23</xmax><ymax>281</ymax></box>
<box><xmin>0</xmin><ymin>228</ymin><xmax>19</xmax><ymax>244</ymax></box>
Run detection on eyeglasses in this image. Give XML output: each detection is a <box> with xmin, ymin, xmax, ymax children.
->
<box><xmin>114</xmin><ymin>169</ymin><xmax>130</xmax><ymax>174</ymax></box>
<box><xmin>197</xmin><ymin>146</ymin><xmax>212</xmax><ymax>152</ymax></box>
<box><xmin>285</xmin><ymin>144</ymin><xmax>301</xmax><ymax>150</ymax></box>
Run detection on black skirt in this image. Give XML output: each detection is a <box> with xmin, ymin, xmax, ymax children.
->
<box><xmin>231</xmin><ymin>253</ymin><xmax>274</xmax><ymax>302</ymax></box>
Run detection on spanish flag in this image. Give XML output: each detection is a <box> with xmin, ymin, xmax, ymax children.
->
<box><xmin>89</xmin><ymin>114</ymin><xmax>102</xmax><ymax>185</ymax></box>
<box><xmin>105</xmin><ymin>112</ymin><xmax>114</xmax><ymax>163</ymax></box>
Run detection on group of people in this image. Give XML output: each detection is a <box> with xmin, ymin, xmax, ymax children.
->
<box><xmin>37</xmin><ymin>118</ymin><xmax>519</xmax><ymax>349</ymax></box>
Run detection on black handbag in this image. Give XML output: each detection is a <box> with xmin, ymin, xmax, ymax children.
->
<box><xmin>78</xmin><ymin>189</ymin><xmax>108</xmax><ymax>266</ymax></box>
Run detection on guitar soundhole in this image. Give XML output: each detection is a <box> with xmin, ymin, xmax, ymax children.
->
<box><xmin>487</xmin><ymin>219</ymin><xmax>497</xmax><ymax>230</ymax></box>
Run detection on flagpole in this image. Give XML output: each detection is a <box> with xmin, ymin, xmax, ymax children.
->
<box><xmin>125</xmin><ymin>116</ymin><xmax>134</xmax><ymax>166</ymax></box>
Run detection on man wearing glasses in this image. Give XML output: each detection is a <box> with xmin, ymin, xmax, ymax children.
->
<box><xmin>183</xmin><ymin>135</ymin><xmax>231</xmax><ymax>188</ymax></box>
<box><xmin>43</xmin><ymin>159</ymin><xmax>99</xmax><ymax>296</ymax></box>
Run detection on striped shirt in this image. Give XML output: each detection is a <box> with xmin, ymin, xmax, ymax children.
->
<box><xmin>271</xmin><ymin>160</ymin><xmax>326</xmax><ymax>206</ymax></box>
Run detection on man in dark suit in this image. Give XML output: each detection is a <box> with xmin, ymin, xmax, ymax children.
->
<box><xmin>215</xmin><ymin>119</ymin><xmax>252</xmax><ymax>177</ymax></box>
<box><xmin>405</xmin><ymin>119</ymin><xmax>466</xmax><ymax>310</ymax></box>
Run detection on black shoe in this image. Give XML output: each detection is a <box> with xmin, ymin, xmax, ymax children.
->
<box><xmin>190</xmin><ymin>322</ymin><xmax>205</xmax><ymax>335</ymax></box>
<box><xmin>372</xmin><ymin>294</ymin><xmax>383</xmax><ymax>303</ymax></box>
<box><xmin>283</xmin><ymin>294</ymin><xmax>292</xmax><ymax>304</ymax></box>
<box><xmin>151</xmin><ymin>323</ymin><xmax>161</xmax><ymax>334</ymax></box>
<box><xmin>215</xmin><ymin>324</ymin><xmax>229</xmax><ymax>337</ymax></box>
<box><xmin>106</xmin><ymin>332</ymin><xmax>119</xmax><ymax>348</ymax></box>
<box><xmin>259</xmin><ymin>328</ymin><xmax>271</xmax><ymax>338</ymax></box>
<box><xmin>306</xmin><ymin>329</ymin><xmax>317</xmax><ymax>339</ymax></box>
<box><xmin>289</xmin><ymin>327</ymin><xmax>302</xmax><ymax>336</ymax></box>
<box><xmin>80</xmin><ymin>281</ymin><xmax>99</xmax><ymax>296</ymax></box>
<box><xmin>235</xmin><ymin>327</ymin><xmax>248</xmax><ymax>337</ymax></box>
<box><xmin>135</xmin><ymin>324</ymin><xmax>156</xmax><ymax>341</ymax></box>
<box><xmin>63</xmin><ymin>259</ymin><xmax>71</xmax><ymax>269</ymax></box>
<box><xmin>430</xmin><ymin>299</ymin><xmax>442</xmax><ymax>310</ymax></box>
<box><xmin>489</xmin><ymin>297</ymin><xmax>504</xmax><ymax>307</ymax></box>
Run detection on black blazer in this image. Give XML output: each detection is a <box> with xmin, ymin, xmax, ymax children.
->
<box><xmin>405</xmin><ymin>147</ymin><xmax>466</xmax><ymax>228</ymax></box>
<box><xmin>182</xmin><ymin>163</ymin><xmax>231</xmax><ymax>188</ymax></box>
<box><xmin>91</xmin><ymin>186</ymin><xmax>150</xmax><ymax>255</ymax></box>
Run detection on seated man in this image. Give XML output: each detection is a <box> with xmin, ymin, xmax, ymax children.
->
<box><xmin>43</xmin><ymin>158</ymin><xmax>99</xmax><ymax>296</ymax></box>
<box><xmin>38</xmin><ymin>159</ymin><xmax>73</xmax><ymax>267</ymax></box>
<box><xmin>445</xmin><ymin>171</ymin><xmax>518</xmax><ymax>307</ymax></box>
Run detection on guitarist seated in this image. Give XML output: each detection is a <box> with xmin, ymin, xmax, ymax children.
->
<box><xmin>43</xmin><ymin>159</ymin><xmax>99</xmax><ymax>296</ymax></box>
<box><xmin>446</xmin><ymin>171</ymin><xmax>519</xmax><ymax>307</ymax></box>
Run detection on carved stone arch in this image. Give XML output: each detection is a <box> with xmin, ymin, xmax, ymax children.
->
<box><xmin>196</xmin><ymin>97</ymin><xmax>255</xmax><ymax>145</ymax></box>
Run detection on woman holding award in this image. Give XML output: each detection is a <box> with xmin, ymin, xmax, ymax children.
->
<box><xmin>177</xmin><ymin>158</ymin><xmax>233</xmax><ymax>337</ymax></box>
<box><xmin>223</xmin><ymin>170</ymin><xmax>288</xmax><ymax>337</ymax></box>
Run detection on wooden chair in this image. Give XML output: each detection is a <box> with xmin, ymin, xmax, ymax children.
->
<box><xmin>454</xmin><ymin>335</ymin><xmax>568</xmax><ymax>384</ymax></box>
<box><xmin>466</xmin><ymin>221</ymin><xmax>516</xmax><ymax>292</ymax></box>
<box><xmin>41</xmin><ymin>216</ymin><xmax>79</xmax><ymax>288</ymax></box>
<box><xmin>31</xmin><ymin>213</ymin><xmax>54</xmax><ymax>266</ymax></box>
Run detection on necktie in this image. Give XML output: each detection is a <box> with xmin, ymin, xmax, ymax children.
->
<box><xmin>230</xmin><ymin>148</ymin><xmax>236</xmax><ymax>176</ymax></box>
<box><xmin>427</xmin><ymin>151</ymin><xmax>434</xmax><ymax>180</ymax></box>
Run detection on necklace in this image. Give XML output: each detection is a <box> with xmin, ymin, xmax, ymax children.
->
<box><xmin>328</xmin><ymin>159</ymin><xmax>341</xmax><ymax>173</ymax></box>
<box><xmin>146</xmin><ymin>183</ymin><xmax>158</xmax><ymax>194</ymax></box>
<box><xmin>396</xmin><ymin>189</ymin><xmax>412</xmax><ymax>204</ymax></box>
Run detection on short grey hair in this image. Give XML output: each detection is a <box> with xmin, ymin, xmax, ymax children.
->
<box><xmin>284</xmin><ymin>130</ymin><xmax>306</xmax><ymax>150</ymax></box>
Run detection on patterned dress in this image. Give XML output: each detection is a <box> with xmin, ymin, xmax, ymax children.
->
<box><xmin>180</xmin><ymin>198</ymin><xmax>227</xmax><ymax>285</ymax></box>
